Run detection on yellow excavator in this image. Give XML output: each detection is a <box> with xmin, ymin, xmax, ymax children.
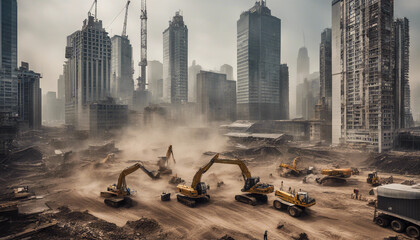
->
<box><xmin>100</xmin><ymin>162</ymin><xmax>160</xmax><ymax>207</ymax></box>
<box><xmin>316</xmin><ymin>168</ymin><xmax>353</xmax><ymax>184</ymax></box>
<box><xmin>279</xmin><ymin>157</ymin><xmax>301</xmax><ymax>176</ymax></box>
<box><xmin>157</xmin><ymin>145</ymin><xmax>176</xmax><ymax>175</ymax></box>
<box><xmin>176</xmin><ymin>154</ymin><xmax>274</xmax><ymax>207</ymax></box>
<box><xmin>367</xmin><ymin>172</ymin><xmax>381</xmax><ymax>186</ymax></box>
<box><xmin>273</xmin><ymin>190</ymin><xmax>316</xmax><ymax>217</ymax></box>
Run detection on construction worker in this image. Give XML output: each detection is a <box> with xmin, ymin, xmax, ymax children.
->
<box><xmin>354</xmin><ymin>188</ymin><xmax>359</xmax><ymax>200</ymax></box>
<box><xmin>280</xmin><ymin>181</ymin><xmax>284</xmax><ymax>191</ymax></box>
<box><xmin>264</xmin><ymin>230</ymin><xmax>268</xmax><ymax>240</ymax></box>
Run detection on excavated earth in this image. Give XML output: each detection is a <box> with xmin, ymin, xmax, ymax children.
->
<box><xmin>1</xmin><ymin>128</ymin><xmax>419</xmax><ymax>240</ymax></box>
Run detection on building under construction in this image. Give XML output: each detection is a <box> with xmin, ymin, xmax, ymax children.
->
<box><xmin>332</xmin><ymin>0</ymin><xmax>395</xmax><ymax>152</ymax></box>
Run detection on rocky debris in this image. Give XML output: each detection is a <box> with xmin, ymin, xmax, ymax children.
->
<box><xmin>366</xmin><ymin>152</ymin><xmax>420</xmax><ymax>175</ymax></box>
<box><xmin>292</xmin><ymin>233</ymin><xmax>309</xmax><ymax>240</ymax></box>
<box><xmin>218</xmin><ymin>235</ymin><xmax>235</xmax><ymax>240</ymax></box>
<box><xmin>400</xmin><ymin>180</ymin><xmax>416</xmax><ymax>186</ymax></box>
<box><xmin>126</xmin><ymin>218</ymin><xmax>161</xmax><ymax>235</ymax></box>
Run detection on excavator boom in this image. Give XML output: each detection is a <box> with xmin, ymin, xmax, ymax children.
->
<box><xmin>166</xmin><ymin>145</ymin><xmax>176</xmax><ymax>164</ymax></box>
<box><xmin>190</xmin><ymin>154</ymin><xmax>219</xmax><ymax>188</ymax></box>
<box><xmin>213</xmin><ymin>157</ymin><xmax>252</xmax><ymax>180</ymax></box>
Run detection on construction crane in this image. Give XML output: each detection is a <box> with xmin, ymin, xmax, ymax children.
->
<box><xmin>88</xmin><ymin>0</ymin><xmax>97</xmax><ymax>20</ymax></box>
<box><xmin>137</xmin><ymin>0</ymin><xmax>147</xmax><ymax>90</ymax></box>
<box><xmin>121</xmin><ymin>0</ymin><xmax>131</xmax><ymax>37</ymax></box>
<box><xmin>100</xmin><ymin>162</ymin><xmax>160</xmax><ymax>207</ymax></box>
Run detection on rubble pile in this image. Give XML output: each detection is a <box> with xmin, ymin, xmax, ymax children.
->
<box><xmin>31</xmin><ymin>206</ymin><xmax>171</xmax><ymax>240</ymax></box>
<box><xmin>367</xmin><ymin>152</ymin><xmax>420</xmax><ymax>175</ymax></box>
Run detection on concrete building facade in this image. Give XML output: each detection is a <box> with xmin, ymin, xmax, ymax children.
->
<box><xmin>220</xmin><ymin>64</ymin><xmax>234</xmax><ymax>81</ymax></box>
<box><xmin>332</xmin><ymin>0</ymin><xmax>395</xmax><ymax>152</ymax></box>
<box><xmin>237</xmin><ymin>0</ymin><xmax>281</xmax><ymax>120</ymax></box>
<box><xmin>17</xmin><ymin>62</ymin><xmax>42</xmax><ymax>130</ymax></box>
<box><xmin>197</xmin><ymin>70</ymin><xmax>236</xmax><ymax>122</ymax></box>
<box><xmin>0</xmin><ymin>0</ymin><xmax>18</xmax><ymax>114</ymax></box>
<box><xmin>111</xmin><ymin>35</ymin><xmax>134</xmax><ymax>104</ymax></box>
<box><xmin>394</xmin><ymin>18</ymin><xmax>413</xmax><ymax>129</ymax></box>
<box><xmin>319</xmin><ymin>28</ymin><xmax>332</xmax><ymax>122</ymax></box>
<box><xmin>163</xmin><ymin>11</ymin><xmax>188</xmax><ymax>104</ymax></box>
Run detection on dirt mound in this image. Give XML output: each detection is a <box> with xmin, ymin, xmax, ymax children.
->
<box><xmin>219</xmin><ymin>235</ymin><xmax>235</xmax><ymax>240</ymax></box>
<box><xmin>366</xmin><ymin>152</ymin><xmax>420</xmax><ymax>175</ymax></box>
<box><xmin>126</xmin><ymin>218</ymin><xmax>161</xmax><ymax>234</ymax></box>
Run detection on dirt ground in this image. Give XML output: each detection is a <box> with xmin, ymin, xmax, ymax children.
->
<box><xmin>1</xmin><ymin>127</ymin><xmax>419</xmax><ymax>240</ymax></box>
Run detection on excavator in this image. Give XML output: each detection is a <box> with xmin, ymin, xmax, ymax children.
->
<box><xmin>273</xmin><ymin>189</ymin><xmax>316</xmax><ymax>217</ymax></box>
<box><xmin>100</xmin><ymin>162</ymin><xmax>160</xmax><ymax>207</ymax></box>
<box><xmin>157</xmin><ymin>145</ymin><xmax>176</xmax><ymax>175</ymax></box>
<box><xmin>176</xmin><ymin>154</ymin><xmax>274</xmax><ymax>207</ymax></box>
<box><xmin>316</xmin><ymin>168</ymin><xmax>353</xmax><ymax>184</ymax></box>
<box><xmin>279</xmin><ymin>157</ymin><xmax>301</xmax><ymax>176</ymax></box>
<box><xmin>367</xmin><ymin>172</ymin><xmax>381</xmax><ymax>186</ymax></box>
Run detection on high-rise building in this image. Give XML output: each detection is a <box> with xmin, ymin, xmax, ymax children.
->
<box><xmin>237</xmin><ymin>0</ymin><xmax>281</xmax><ymax>120</ymax></box>
<box><xmin>65</xmin><ymin>15</ymin><xmax>127</xmax><ymax>133</ymax></box>
<box><xmin>301</xmin><ymin>72</ymin><xmax>319</xmax><ymax>120</ymax></box>
<box><xmin>0</xmin><ymin>0</ymin><xmax>18</xmax><ymax>114</ymax></box>
<box><xmin>279</xmin><ymin>64</ymin><xmax>289</xmax><ymax>120</ymax></box>
<box><xmin>220</xmin><ymin>64</ymin><xmax>234</xmax><ymax>81</ymax></box>
<box><xmin>163</xmin><ymin>11</ymin><xmax>188</xmax><ymax>104</ymax></box>
<box><xmin>296</xmin><ymin>47</ymin><xmax>310</xmax><ymax>118</ymax></box>
<box><xmin>394</xmin><ymin>18</ymin><xmax>413</xmax><ymax>129</ymax></box>
<box><xmin>319</xmin><ymin>28</ymin><xmax>332</xmax><ymax>122</ymax></box>
<box><xmin>197</xmin><ymin>71</ymin><xmax>236</xmax><ymax>122</ymax></box>
<box><xmin>111</xmin><ymin>35</ymin><xmax>134</xmax><ymax>104</ymax></box>
<box><xmin>17</xmin><ymin>62</ymin><xmax>42</xmax><ymax>130</ymax></box>
<box><xmin>148</xmin><ymin>60</ymin><xmax>163</xmax><ymax>103</ymax></box>
<box><xmin>332</xmin><ymin>0</ymin><xmax>395</xmax><ymax>152</ymax></box>
<box><xmin>188</xmin><ymin>60</ymin><xmax>201</xmax><ymax>103</ymax></box>
<box><xmin>57</xmin><ymin>74</ymin><xmax>65</xmax><ymax>100</ymax></box>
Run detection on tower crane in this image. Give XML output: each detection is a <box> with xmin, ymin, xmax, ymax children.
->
<box><xmin>121</xmin><ymin>0</ymin><xmax>131</xmax><ymax>37</ymax></box>
<box><xmin>137</xmin><ymin>0</ymin><xmax>147</xmax><ymax>90</ymax></box>
<box><xmin>88</xmin><ymin>0</ymin><xmax>98</xmax><ymax>20</ymax></box>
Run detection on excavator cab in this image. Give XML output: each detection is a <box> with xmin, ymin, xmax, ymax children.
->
<box><xmin>195</xmin><ymin>182</ymin><xmax>208</xmax><ymax>195</ymax></box>
<box><xmin>242</xmin><ymin>177</ymin><xmax>260</xmax><ymax>192</ymax></box>
<box><xmin>296</xmin><ymin>192</ymin><xmax>315</xmax><ymax>204</ymax></box>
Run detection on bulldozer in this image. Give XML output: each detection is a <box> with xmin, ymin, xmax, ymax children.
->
<box><xmin>157</xmin><ymin>145</ymin><xmax>176</xmax><ymax>175</ymax></box>
<box><xmin>316</xmin><ymin>168</ymin><xmax>353</xmax><ymax>184</ymax></box>
<box><xmin>367</xmin><ymin>172</ymin><xmax>381</xmax><ymax>186</ymax></box>
<box><xmin>176</xmin><ymin>154</ymin><xmax>274</xmax><ymax>207</ymax></box>
<box><xmin>273</xmin><ymin>190</ymin><xmax>316</xmax><ymax>217</ymax></box>
<box><xmin>279</xmin><ymin>157</ymin><xmax>302</xmax><ymax>176</ymax></box>
<box><xmin>100</xmin><ymin>162</ymin><xmax>160</xmax><ymax>207</ymax></box>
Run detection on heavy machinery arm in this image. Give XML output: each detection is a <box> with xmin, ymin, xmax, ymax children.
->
<box><xmin>190</xmin><ymin>154</ymin><xmax>219</xmax><ymax>189</ymax></box>
<box><xmin>279</xmin><ymin>157</ymin><xmax>301</xmax><ymax>175</ymax></box>
<box><xmin>166</xmin><ymin>145</ymin><xmax>176</xmax><ymax>164</ymax></box>
<box><xmin>213</xmin><ymin>157</ymin><xmax>252</xmax><ymax>180</ymax></box>
<box><xmin>116</xmin><ymin>163</ymin><xmax>143</xmax><ymax>195</ymax></box>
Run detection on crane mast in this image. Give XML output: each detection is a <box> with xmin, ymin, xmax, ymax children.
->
<box><xmin>88</xmin><ymin>0</ymin><xmax>98</xmax><ymax>20</ymax></box>
<box><xmin>138</xmin><ymin>0</ymin><xmax>147</xmax><ymax>90</ymax></box>
<box><xmin>121</xmin><ymin>0</ymin><xmax>131</xmax><ymax>37</ymax></box>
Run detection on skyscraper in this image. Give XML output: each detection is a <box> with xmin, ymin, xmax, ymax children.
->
<box><xmin>163</xmin><ymin>11</ymin><xmax>188</xmax><ymax>104</ymax></box>
<box><xmin>332</xmin><ymin>0</ymin><xmax>394</xmax><ymax>152</ymax></box>
<box><xmin>394</xmin><ymin>18</ymin><xmax>413</xmax><ymax>129</ymax></box>
<box><xmin>319</xmin><ymin>28</ymin><xmax>332</xmax><ymax>122</ymax></box>
<box><xmin>188</xmin><ymin>60</ymin><xmax>201</xmax><ymax>103</ymax></box>
<box><xmin>279</xmin><ymin>64</ymin><xmax>289</xmax><ymax>120</ymax></box>
<box><xmin>0</xmin><ymin>0</ymin><xmax>18</xmax><ymax>114</ymax></box>
<box><xmin>111</xmin><ymin>35</ymin><xmax>134</xmax><ymax>104</ymax></box>
<box><xmin>220</xmin><ymin>64</ymin><xmax>234</xmax><ymax>81</ymax></box>
<box><xmin>148</xmin><ymin>60</ymin><xmax>163</xmax><ymax>103</ymax></box>
<box><xmin>237</xmin><ymin>0</ymin><xmax>281</xmax><ymax>120</ymax></box>
<box><xmin>296</xmin><ymin>47</ymin><xmax>310</xmax><ymax>118</ymax></box>
<box><xmin>65</xmin><ymin>15</ymin><xmax>117</xmax><ymax>131</ymax></box>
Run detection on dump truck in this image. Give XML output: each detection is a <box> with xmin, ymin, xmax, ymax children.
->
<box><xmin>374</xmin><ymin>184</ymin><xmax>420</xmax><ymax>239</ymax></box>
<box><xmin>273</xmin><ymin>190</ymin><xmax>316</xmax><ymax>217</ymax></box>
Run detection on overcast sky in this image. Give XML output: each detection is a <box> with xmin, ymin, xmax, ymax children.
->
<box><xmin>17</xmin><ymin>0</ymin><xmax>420</xmax><ymax>120</ymax></box>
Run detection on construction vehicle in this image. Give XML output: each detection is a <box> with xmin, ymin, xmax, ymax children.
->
<box><xmin>157</xmin><ymin>145</ymin><xmax>176</xmax><ymax>175</ymax></box>
<box><xmin>374</xmin><ymin>184</ymin><xmax>420</xmax><ymax>238</ymax></box>
<box><xmin>176</xmin><ymin>154</ymin><xmax>274</xmax><ymax>207</ymax></box>
<box><xmin>273</xmin><ymin>190</ymin><xmax>316</xmax><ymax>217</ymax></box>
<box><xmin>367</xmin><ymin>172</ymin><xmax>381</xmax><ymax>186</ymax></box>
<box><xmin>316</xmin><ymin>168</ymin><xmax>353</xmax><ymax>184</ymax></box>
<box><xmin>100</xmin><ymin>162</ymin><xmax>160</xmax><ymax>207</ymax></box>
<box><xmin>279</xmin><ymin>157</ymin><xmax>301</xmax><ymax>176</ymax></box>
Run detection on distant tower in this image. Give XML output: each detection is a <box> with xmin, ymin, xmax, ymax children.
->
<box><xmin>163</xmin><ymin>11</ymin><xmax>188</xmax><ymax>104</ymax></box>
<box><xmin>296</xmin><ymin>46</ymin><xmax>310</xmax><ymax>118</ymax></box>
<box><xmin>188</xmin><ymin>60</ymin><xmax>201</xmax><ymax>103</ymax></box>
<box><xmin>237</xmin><ymin>0</ymin><xmax>281</xmax><ymax>120</ymax></box>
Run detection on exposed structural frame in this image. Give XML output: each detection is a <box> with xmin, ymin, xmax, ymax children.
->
<box><xmin>137</xmin><ymin>0</ymin><xmax>148</xmax><ymax>90</ymax></box>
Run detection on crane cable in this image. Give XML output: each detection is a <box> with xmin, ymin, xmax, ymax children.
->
<box><xmin>106</xmin><ymin>2</ymin><xmax>128</xmax><ymax>30</ymax></box>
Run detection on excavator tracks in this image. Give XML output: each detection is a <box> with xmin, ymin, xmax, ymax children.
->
<box><xmin>177</xmin><ymin>194</ymin><xmax>210</xmax><ymax>208</ymax></box>
<box><xmin>235</xmin><ymin>194</ymin><xmax>268</xmax><ymax>206</ymax></box>
<box><xmin>104</xmin><ymin>197</ymin><xmax>132</xmax><ymax>208</ymax></box>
